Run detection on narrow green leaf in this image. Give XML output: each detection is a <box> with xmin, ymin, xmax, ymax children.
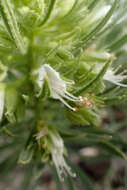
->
<box><xmin>74</xmin><ymin>60</ymin><xmax>110</xmax><ymax>95</ymax></box>
<box><xmin>109</xmin><ymin>33</ymin><xmax>127</xmax><ymax>51</ymax></box>
<box><xmin>88</xmin><ymin>0</ymin><xmax>100</xmax><ymax>10</ymax></box>
<box><xmin>100</xmin><ymin>141</ymin><xmax>127</xmax><ymax>160</ymax></box>
<box><xmin>74</xmin><ymin>165</ymin><xmax>95</xmax><ymax>190</ymax></box>
<box><xmin>52</xmin><ymin>166</ymin><xmax>63</xmax><ymax>190</ymax></box>
<box><xmin>82</xmin><ymin>0</ymin><xmax>118</xmax><ymax>44</ymax></box>
<box><xmin>0</xmin><ymin>0</ymin><xmax>26</xmax><ymax>54</ymax></box>
<box><xmin>75</xmin><ymin>0</ymin><xmax>118</xmax><ymax>52</ymax></box>
<box><xmin>65</xmin><ymin>176</ymin><xmax>75</xmax><ymax>190</ymax></box>
<box><xmin>102</xmin><ymin>94</ymin><xmax>127</xmax><ymax>105</ymax></box>
<box><xmin>39</xmin><ymin>0</ymin><xmax>56</xmax><ymax>26</ymax></box>
<box><xmin>66</xmin><ymin>137</ymin><xmax>127</xmax><ymax>160</ymax></box>
<box><xmin>0</xmin><ymin>152</ymin><xmax>18</xmax><ymax>176</ymax></box>
<box><xmin>20</xmin><ymin>164</ymin><xmax>33</xmax><ymax>190</ymax></box>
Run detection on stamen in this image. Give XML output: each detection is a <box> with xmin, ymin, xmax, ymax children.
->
<box><xmin>58</xmin><ymin>96</ymin><xmax>76</xmax><ymax>111</ymax></box>
<box><xmin>73</xmin><ymin>107</ymin><xmax>78</xmax><ymax>112</ymax></box>
<box><xmin>65</xmin><ymin>91</ymin><xmax>83</xmax><ymax>102</ymax></box>
<box><xmin>82</xmin><ymin>97</ymin><xmax>93</xmax><ymax>108</ymax></box>
<box><xmin>113</xmin><ymin>82</ymin><xmax>127</xmax><ymax>87</ymax></box>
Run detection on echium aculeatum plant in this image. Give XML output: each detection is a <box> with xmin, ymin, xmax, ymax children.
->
<box><xmin>0</xmin><ymin>0</ymin><xmax>127</xmax><ymax>183</ymax></box>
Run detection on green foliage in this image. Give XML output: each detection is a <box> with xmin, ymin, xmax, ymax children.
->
<box><xmin>0</xmin><ymin>0</ymin><xmax>127</xmax><ymax>189</ymax></box>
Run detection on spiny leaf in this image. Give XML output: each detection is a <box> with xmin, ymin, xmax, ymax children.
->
<box><xmin>66</xmin><ymin>135</ymin><xmax>127</xmax><ymax>160</ymax></box>
<box><xmin>20</xmin><ymin>164</ymin><xmax>33</xmax><ymax>190</ymax></box>
<box><xmin>88</xmin><ymin>0</ymin><xmax>100</xmax><ymax>10</ymax></box>
<box><xmin>39</xmin><ymin>0</ymin><xmax>56</xmax><ymax>26</ymax></box>
<box><xmin>74</xmin><ymin>60</ymin><xmax>110</xmax><ymax>95</ymax></box>
<box><xmin>75</xmin><ymin>0</ymin><xmax>118</xmax><ymax>53</ymax></box>
<box><xmin>73</xmin><ymin>165</ymin><xmax>95</xmax><ymax>190</ymax></box>
<box><xmin>65</xmin><ymin>175</ymin><xmax>75</xmax><ymax>190</ymax></box>
<box><xmin>108</xmin><ymin>33</ymin><xmax>127</xmax><ymax>51</ymax></box>
<box><xmin>52</xmin><ymin>166</ymin><xmax>63</xmax><ymax>190</ymax></box>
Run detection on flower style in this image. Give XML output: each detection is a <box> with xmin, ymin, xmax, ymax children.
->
<box><xmin>36</xmin><ymin>128</ymin><xmax>76</xmax><ymax>181</ymax></box>
<box><xmin>104</xmin><ymin>67</ymin><xmax>127</xmax><ymax>87</ymax></box>
<box><xmin>32</xmin><ymin>64</ymin><xmax>82</xmax><ymax>111</ymax></box>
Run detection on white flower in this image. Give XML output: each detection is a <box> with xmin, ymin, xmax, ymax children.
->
<box><xmin>49</xmin><ymin>131</ymin><xmax>76</xmax><ymax>181</ymax></box>
<box><xmin>33</xmin><ymin>65</ymin><xmax>46</xmax><ymax>96</ymax></box>
<box><xmin>36</xmin><ymin>128</ymin><xmax>76</xmax><ymax>181</ymax></box>
<box><xmin>0</xmin><ymin>84</ymin><xmax>5</xmax><ymax>121</ymax></box>
<box><xmin>104</xmin><ymin>67</ymin><xmax>127</xmax><ymax>87</ymax></box>
<box><xmin>33</xmin><ymin>64</ymin><xmax>82</xmax><ymax>111</ymax></box>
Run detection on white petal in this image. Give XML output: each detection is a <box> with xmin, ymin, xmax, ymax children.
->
<box><xmin>49</xmin><ymin>130</ymin><xmax>75</xmax><ymax>181</ymax></box>
<box><xmin>49</xmin><ymin>130</ymin><xmax>63</xmax><ymax>149</ymax></box>
<box><xmin>33</xmin><ymin>64</ymin><xmax>81</xmax><ymax>110</ymax></box>
<box><xmin>32</xmin><ymin>65</ymin><xmax>46</xmax><ymax>96</ymax></box>
<box><xmin>104</xmin><ymin>67</ymin><xmax>127</xmax><ymax>87</ymax></box>
<box><xmin>37</xmin><ymin>66</ymin><xmax>46</xmax><ymax>89</ymax></box>
<box><xmin>0</xmin><ymin>84</ymin><xmax>5</xmax><ymax>121</ymax></box>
